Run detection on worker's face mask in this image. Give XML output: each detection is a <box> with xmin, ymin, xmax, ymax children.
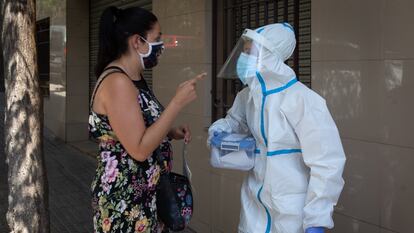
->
<box><xmin>138</xmin><ymin>37</ymin><xmax>164</xmax><ymax>69</ymax></box>
<box><xmin>236</xmin><ymin>52</ymin><xmax>258</xmax><ymax>85</ymax></box>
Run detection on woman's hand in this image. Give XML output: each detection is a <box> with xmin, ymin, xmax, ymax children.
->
<box><xmin>169</xmin><ymin>125</ymin><xmax>191</xmax><ymax>143</ymax></box>
<box><xmin>171</xmin><ymin>73</ymin><xmax>206</xmax><ymax>109</ymax></box>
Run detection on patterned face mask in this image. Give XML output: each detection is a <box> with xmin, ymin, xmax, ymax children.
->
<box><xmin>138</xmin><ymin>37</ymin><xmax>164</xmax><ymax>69</ymax></box>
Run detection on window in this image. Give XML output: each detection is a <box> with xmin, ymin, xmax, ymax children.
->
<box><xmin>36</xmin><ymin>17</ymin><xmax>50</xmax><ymax>97</ymax></box>
<box><xmin>212</xmin><ymin>0</ymin><xmax>311</xmax><ymax>121</ymax></box>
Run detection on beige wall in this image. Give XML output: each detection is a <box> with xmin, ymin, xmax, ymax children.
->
<box><xmin>37</xmin><ymin>0</ymin><xmax>89</xmax><ymax>142</ymax></box>
<box><xmin>312</xmin><ymin>0</ymin><xmax>414</xmax><ymax>233</ymax></box>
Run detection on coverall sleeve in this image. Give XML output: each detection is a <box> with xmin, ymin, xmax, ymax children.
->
<box><xmin>208</xmin><ymin>88</ymin><xmax>250</xmax><ymax>137</ymax></box>
<box><xmin>281</xmin><ymin>88</ymin><xmax>346</xmax><ymax>230</ymax></box>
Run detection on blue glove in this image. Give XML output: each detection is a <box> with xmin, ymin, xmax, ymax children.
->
<box><xmin>305</xmin><ymin>227</ymin><xmax>325</xmax><ymax>233</ymax></box>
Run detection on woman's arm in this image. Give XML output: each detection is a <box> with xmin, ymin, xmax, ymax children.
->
<box><xmin>98</xmin><ymin>72</ymin><xmax>204</xmax><ymax>161</ymax></box>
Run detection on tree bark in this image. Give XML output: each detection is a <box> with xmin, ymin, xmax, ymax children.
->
<box><xmin>0</xmin><ymin>0</ymin><xmax>5</xmax><ymax>92</ymax></box>
<box><xmin>1</xmin><ymin>0</ymin><xmax>50</xmax><ymax>232</ymax></box>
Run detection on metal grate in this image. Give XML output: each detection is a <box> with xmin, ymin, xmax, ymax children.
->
<box><xmin>212</xmin><ymin>0</ymin><xmax>311</xmax><ymax>121</ymax></box>
<box><xmin>89</xmin><ymin>0</ymin><xmax>153</xmax><ymax>103</ymax></box>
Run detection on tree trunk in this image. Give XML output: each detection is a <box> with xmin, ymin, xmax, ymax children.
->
<box><xmin>0</xmin><ymin>0</ymin><xmax>5</xmax><ymax>92</ymax></box>
<box><xmin>1</xmin><ymin>0</ymin><xmax>50</xmax><ymax>233</ymax></box>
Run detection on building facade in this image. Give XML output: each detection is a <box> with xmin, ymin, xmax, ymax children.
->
<box><xmin>35</xmin><ymin>0</ymin><xmax>413</xmax><ymax>232</ymax></box>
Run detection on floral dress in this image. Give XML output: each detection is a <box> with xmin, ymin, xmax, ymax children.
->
<box><xmin>89</xmin><ymin>67</ymin><xmax>172</xmax><ymax>233</ymax></box>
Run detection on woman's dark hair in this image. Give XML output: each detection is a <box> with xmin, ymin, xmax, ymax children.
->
<box><xmin>95</xmin><ymin>6</ymin><xmax>158</xmax><ymax>77</ymax></box>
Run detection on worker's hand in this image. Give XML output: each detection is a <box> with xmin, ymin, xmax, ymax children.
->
<box><xmin>305</xmin><ymin>227</ymin><xmax>325</xmax><ymax>233</ymax></box>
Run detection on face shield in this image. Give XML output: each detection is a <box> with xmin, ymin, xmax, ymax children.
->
<box><xmin>217</xmin><ymin>29</ymin><xmax>274</xmax><ymax>85</ymax></box>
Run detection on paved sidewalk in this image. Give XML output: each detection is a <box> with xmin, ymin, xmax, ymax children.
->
<box><xmin>44</xmin><ymin>131</ymin><xmax>97</xmax><ymax>232</ymax></box>
<box><xmin>0</xmin><ymin>93</ymin><xmax>194</xmax><ymax>233</ymax></box>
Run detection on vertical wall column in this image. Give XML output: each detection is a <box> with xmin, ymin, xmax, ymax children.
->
<box><xmin>66</xmin><ymin>0</ymin><xmax>90</xmax><ymax>142</ymax></box>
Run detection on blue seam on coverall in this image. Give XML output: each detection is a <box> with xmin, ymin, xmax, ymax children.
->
<box><xmin>257</xmin><ymin>185</ymin><xmax>272</xmax><ymax>233</ymax></box>
<box><xmin>254</xmin><ymin>71</ymin><xmax>298</xmax><ymax>232</ymax></box>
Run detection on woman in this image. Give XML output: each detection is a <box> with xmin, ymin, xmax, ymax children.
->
<box><xmin>89</xmin><ymin>6</ymin><xmax>205</xmax><ymax>233</ymax></box>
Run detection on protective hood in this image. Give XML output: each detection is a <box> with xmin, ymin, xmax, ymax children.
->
<box><xmin>217</xmin><ymin>23</ymin><xmax>297</xmax><ymax>89</ymax></box>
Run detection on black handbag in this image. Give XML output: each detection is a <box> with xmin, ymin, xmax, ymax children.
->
<box><xmin>156</xmin><ymin>143</ymin><xmax>193</xmax><ymax>231</ymax></box>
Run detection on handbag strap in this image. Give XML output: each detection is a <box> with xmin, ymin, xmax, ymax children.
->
<box><xmin>155</xmin><ymin>142</ymin><xmax>192</xmax><ymax>181</ymax></box>
<box><xmin>182</xmin><ymin>143</ymin><xmax>192</xmax><ymax>181</ymax></box>
<box><xmin>90</xmin><ymin>66</ymin><xmax>128</xmax><ymax>109</ymax></box>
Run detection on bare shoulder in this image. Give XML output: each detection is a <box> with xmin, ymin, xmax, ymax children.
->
<box><xmin>102</xmin><ymin>72</ymin><xmax>134</xmax><ymax>90</ymax></box>
<box><xmin>100</xmin><ymin>72</ymin><xmax>137</xmax><ymax>94</ymax></box>
<box><xmin>97</xmin><ymin>72</ymin><xmax>140</xmax><ymax>109</ymax></box>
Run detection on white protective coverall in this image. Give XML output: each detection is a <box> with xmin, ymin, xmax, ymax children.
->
<box><xmin>208</xmin><ymin>23</ymin><xmax>346</xmax><ymax>233</ymax></box>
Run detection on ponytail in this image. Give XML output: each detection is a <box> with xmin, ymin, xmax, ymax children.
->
<box><xmin>96</xmin><ymin>6</ymin><xmax>119</xmax><ymax>77</ymax></box>
<box><xmin>95</xmin><ymin>6</ymin><xmax>158</xmax><ymax>77</ymax></box>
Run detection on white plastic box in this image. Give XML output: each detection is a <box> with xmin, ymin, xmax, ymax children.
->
<box><xmin>209</xmin><ymin>132</ymin><xmax>256</xmax><ymax>171</ymax></box>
